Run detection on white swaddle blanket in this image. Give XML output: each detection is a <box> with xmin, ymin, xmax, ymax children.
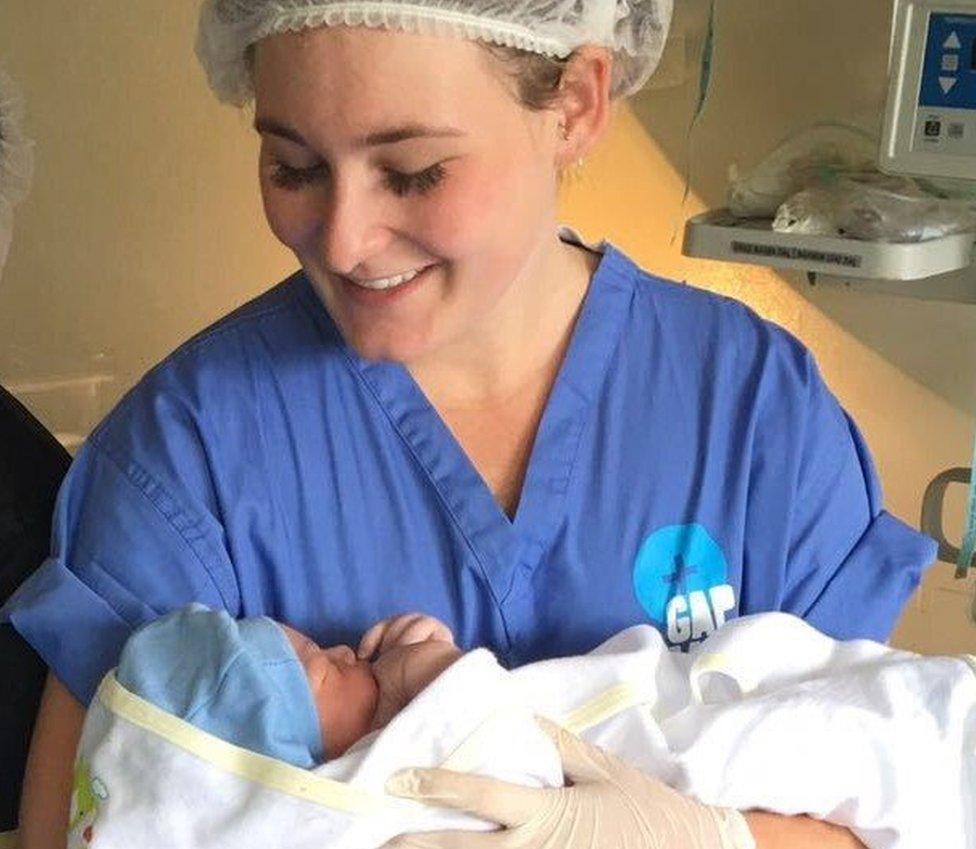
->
<box><xmin>70</xmin><ymin>613</ymin><xmax>976</xmax><ymax>849</ymax></box>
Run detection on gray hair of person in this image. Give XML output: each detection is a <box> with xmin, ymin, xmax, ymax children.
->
<box><xmin>195</xmin><ymin>0</ymin><xmax>675</xmax><ymax>111</ymax></box>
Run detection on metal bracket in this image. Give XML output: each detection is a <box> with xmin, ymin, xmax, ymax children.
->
<box><xmin>920</xmin><ymin>466</ymin><xmax>972</xmax><ymax>572</ymax></box>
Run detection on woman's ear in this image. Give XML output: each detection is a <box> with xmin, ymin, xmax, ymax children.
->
<box><xmin>554</xmin><ymin>45</ymin><xmax>613</xmax><ymax>170</ymax></box>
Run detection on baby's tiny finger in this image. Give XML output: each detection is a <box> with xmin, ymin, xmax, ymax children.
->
<box><xmin>358</xmin><ymin>622</ymin><xmax>388</xmax><ymax>659</ymax></box>
<box><xmin>430</xmin><ymin>620</ymin><xmax>454</xmax><ymax>644</ymax></box>
<box><xmin>383</xmin><ymin>613</ymin><xmax>424</xmax><ymax>649</ymax></box>
<box><xmin>399</xmin><ymin>619</ymin><xmax>439</xmax><ymax>646</ymax></box>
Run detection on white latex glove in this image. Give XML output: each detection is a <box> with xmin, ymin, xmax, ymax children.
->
<box><xmin>384</xmin><ymin>716</ymin><xmax>755</xmax><ymax>849</ymax></box>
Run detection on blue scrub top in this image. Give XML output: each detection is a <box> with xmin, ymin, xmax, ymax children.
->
<box><xmin>1</xmin><ymin>227</ymin><xmax>936</xmax><ymax>706</ymax></box>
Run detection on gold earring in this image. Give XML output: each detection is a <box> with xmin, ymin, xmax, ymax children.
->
<box><xmin>560</xmin><ymin>126</ymin><xmax>585</xmax><ymax>164</ymax></box>
<box><xmin>557</xmin><ymin>123</ymin><xmax>584</xmax><ymax>181</ymax></box>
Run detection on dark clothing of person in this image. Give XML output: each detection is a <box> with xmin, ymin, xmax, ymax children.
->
<box><xmin>0</xmin><ymin>384</ymin><xmax>70</xmax><ymax>831</ymax></box>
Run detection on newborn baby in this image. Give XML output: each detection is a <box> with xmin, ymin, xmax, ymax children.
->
<box><xmin>79</xmin><ymin>609</ymin><xmax>975</xmax><ymax>849</ymax></box>
<box><xmin>115</xmin><ymin>604</ymin><xmax>461</xmax><ymax>766</ymax></box>
<box><xmin>284</xmin><ymin>612</ymin><xmax>461</xmax><ymax>758</ymax></box>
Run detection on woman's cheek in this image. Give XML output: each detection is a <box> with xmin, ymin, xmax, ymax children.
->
<box><xmin>422</xmin><ymin>164</ymin><xmax>506</xmax><ymax>256</ymax></box>
<box><xmin>261</xmin><ymin>184</ymin><xmax>321</xmax><ymax>254</ymax></box>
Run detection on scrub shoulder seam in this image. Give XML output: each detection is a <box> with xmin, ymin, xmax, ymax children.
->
<box><xmin>166</xmin><ymin>297</ymin><xmax>300</xmax><ymax>367</ymax></box>
<box><xmin>140</xmin><ymin>275</ymin><xmax>307</xmax><ymax>378</ymax></box>
<box><xmin>83</xmin><ymin>433</ymin><xmax>240</xmax><ymax>611</ymax></box>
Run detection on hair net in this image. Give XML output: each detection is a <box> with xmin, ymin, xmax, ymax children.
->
<box><xmin>196</xmin><ymin>0</ymin><xmax>674</xmax><ymax>107</ymax></box>
<box><xmin>0</xmin><ymin>68</ymin><xmax>34</xmax><ymax>274</ymax></box>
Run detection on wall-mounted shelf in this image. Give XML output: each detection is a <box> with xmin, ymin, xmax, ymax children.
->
<box><xmin>683</xmin><ymin>209</ymin><xmax>976</xmax><ymax>283</ymax></box>
<box><xmin>799</xmin><ymin>263</ymin><xmax>976</xmax><ymax>303</ymax></box>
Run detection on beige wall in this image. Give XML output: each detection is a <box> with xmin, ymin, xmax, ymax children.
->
<box><xmin>1</xmin><ymin>0</ymin><xmax>974</xmax><ymax>651</ymax></box>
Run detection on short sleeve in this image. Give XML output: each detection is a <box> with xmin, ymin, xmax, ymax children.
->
<box><xmin>0</xmin><ymin>401</ymin><xmax>241</xmax><ymax>705</ymax></box>
<box><xmin>761</xmin><ymin>335</ymin><xmax>937</xmax><ymax>642</ymax></box>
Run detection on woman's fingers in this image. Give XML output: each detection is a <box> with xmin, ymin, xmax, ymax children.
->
<box><xmin>534</xmin><ymin>715</ymin><xmax>616</xmax><ymax>784</ymax></box>
<box><xmin>384</xmin><ymin>829</ymin><xmax>500</xmax><ymax>849</ymax></box>
<box><xmin>386</xmin><ymin>768</ymin><xmax>546</xmax><ymax>829</ymax></box>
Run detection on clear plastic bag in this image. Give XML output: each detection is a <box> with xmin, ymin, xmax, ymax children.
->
<box><xmin>727</xmin><ymin>125</ymin><xmax>878</xmax><ymax>219</ymax></box>
<box><xmin>772</xmin><ymin>175</ymin><xmax>976</xmax><ymax>243</ymax></box>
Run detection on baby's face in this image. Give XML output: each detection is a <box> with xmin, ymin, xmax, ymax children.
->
<box><xmin>280</xmin><ymin>624</ymin><xmax>462</xmax><ymax>760</ymax></box>
<box><xmin>279</xmin><ymin>625</ymin><xmax>379</xmax><ymax>759</ymax></box>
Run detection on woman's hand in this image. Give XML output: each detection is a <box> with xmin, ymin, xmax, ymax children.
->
<box><xmin>358</xmin><ymin>613</ymin><xmax>455</xmax><ymax>660</ymax></box>
<box><xmin>382</xmin><ymin>716</ymin><xmax>756</xmax><ymax>849</ymax></box>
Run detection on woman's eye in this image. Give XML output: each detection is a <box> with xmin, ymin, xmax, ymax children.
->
<box><xmin>269</xmin><ymin>161</ymin><xmax>327</xmax><ymax>190</ymax></box>
<box><xmin>268</xmin><ymin>160</ymin><xmax>446</xmax><ymax>196</ymax></box>
<box><xmin>384</xmin><ymin>163</ymin><xmax>446</xmax><ymax>197</ymax></box>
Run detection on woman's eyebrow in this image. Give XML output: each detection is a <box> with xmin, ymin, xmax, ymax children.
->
<box><xmin>253</xmin><ymin>117</ymin><xmax>465</xmax><ymax>149</ymax></box>
<box><xmin>254</xmin><ymin>117</ymin><xmax>309</xmax><ymax>146</ymax></box>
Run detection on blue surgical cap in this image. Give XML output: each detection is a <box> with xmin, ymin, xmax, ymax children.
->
<box><xmin>116</xmin><ymin>604</ymin><xmax>324</xmax><ymax>768</ymax></box>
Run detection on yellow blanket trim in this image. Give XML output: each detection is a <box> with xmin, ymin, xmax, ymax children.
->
<box><xmin>560</xmin><ymin>681</ymin><xmax>652</xmax><ymax>735</ymax></box>
<box><xmin>0</xmin><ymin>830</ymin><xmax>18</xmax><ymax>849</ymax></box>
<box><xmin>98</xmin><ymin>671</ymin><xmax>655</xmax><ymax>807</ymax></box>
<box><xmin>97</xmin><ymin>673</ymin><xmax>389</xmax><ymax>814</ymax></box>
<box><xmin>443</xmin><ymin>682</ymin><xmax>654</xmax><ymax>773</ymax></box>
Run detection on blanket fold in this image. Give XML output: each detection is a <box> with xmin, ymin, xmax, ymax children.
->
<box><xmin>70</xmin><ymin>613</ymin><xmax>976</xmax><ymax>849</ymax></box>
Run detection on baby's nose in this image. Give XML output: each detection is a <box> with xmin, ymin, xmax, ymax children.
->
<box><xmin>326</xmin><ymin>645</ymin><xmax>357</xmax><ymax>665</ymax></box>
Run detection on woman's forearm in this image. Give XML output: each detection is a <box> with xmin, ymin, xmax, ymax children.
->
<box><xmin>744</xmin><ymin>811</ymin><xmax>867</xmax><ymax>849</ymax></box>
<box><xmin>18</xmin><ymin>673</ymin><xmax>85</xmax><ymax>849</ymax></box>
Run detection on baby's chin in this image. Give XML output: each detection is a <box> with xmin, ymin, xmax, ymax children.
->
<box><xmin>368</xmin><ymin>678</ymin><xmax>408</xmax><ymax>732</ymax></box>
<box><xmin>371</xmin><ymin>656</ymin><xmax>434</xmax><ymax>732</ymax></box>
<box><xmin>349</xmin><ymin>663</ymin><xmax>382</xmax><ymax>727</ymax></box>
<box><xmin>320</xmin><ymin>665</ymin><xmax>381</xmax><ymax>758</ymax></box>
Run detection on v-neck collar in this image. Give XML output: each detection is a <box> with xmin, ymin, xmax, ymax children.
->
<box><xmin>296</xmin><ymin>226</ymin><xmax>638</xmax><ymax>605</ymax></box>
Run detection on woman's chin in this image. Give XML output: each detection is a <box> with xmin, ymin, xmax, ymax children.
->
<box><xmin>341</xmin><ymin>327</ymin><xmax>436</xmax><ymax>365</ymax></box>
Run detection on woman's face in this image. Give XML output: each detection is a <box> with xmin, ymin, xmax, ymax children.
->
<box><xmin>252</xmin><ymin>25</ymin><xmax>563</xmax><ymax>363</ymax></box>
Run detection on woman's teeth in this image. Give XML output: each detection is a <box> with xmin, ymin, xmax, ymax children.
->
<box><xmin>348</xmin><ymin>267</ymin><xmax>425</xmax><ymax>291</ymax></box>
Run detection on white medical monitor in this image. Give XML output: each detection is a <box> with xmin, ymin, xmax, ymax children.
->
<box><xmin>881</xmin><ymin>0</ymin><xmax>976</xmax><ymax>179</ymax></box>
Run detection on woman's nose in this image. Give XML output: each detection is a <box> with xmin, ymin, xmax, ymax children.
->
<box><xmin>318</xmin><ymin>176</ymin><xmax>391</xmax><ymax>276</ymax></box>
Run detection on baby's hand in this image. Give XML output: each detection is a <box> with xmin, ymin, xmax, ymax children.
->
<box><xmin>370</xmin><ymin>640</ymin><xmax>463</xmax><ymax>730</ymax></box>
<box><xmin>357</xmin><ymin>612</ymin><xmax>455</xmax><ymax>660</ymax></box>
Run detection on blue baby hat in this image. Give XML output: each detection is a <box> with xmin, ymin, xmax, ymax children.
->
<box><xmin>116</xmin><ymin>603</ymin><xmax>325</xmax><ymax>767</ymax></box>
